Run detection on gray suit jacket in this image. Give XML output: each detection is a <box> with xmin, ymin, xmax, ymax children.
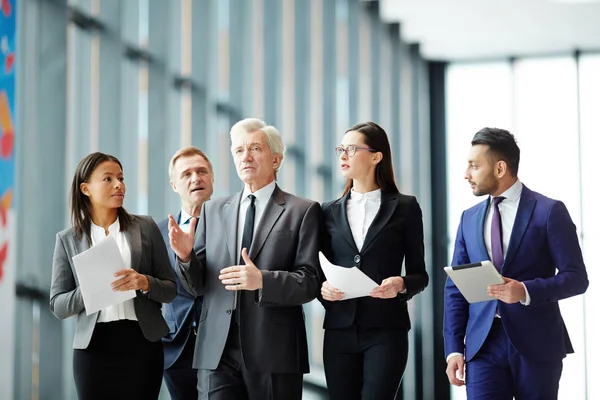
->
<box><xmin>50</xmin><ymin>215</ymin><xmax>177</xmax><ymax>349</ymax></box>
<box><xmin>177</xmin><ymin>185</ymin><xmax>321</xmax><ymax>374</ymax></box>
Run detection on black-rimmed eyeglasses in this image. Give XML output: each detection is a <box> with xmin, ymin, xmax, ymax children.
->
<box><xmin>335</xmin><ymin>145</ymin><xmax>377</xmax><ymax>158</ymax></box>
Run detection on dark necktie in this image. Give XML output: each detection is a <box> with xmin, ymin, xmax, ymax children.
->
<box><xmin>233</xmin><ymin>194</ymin><xmax>256</xmax><ymax>313</ymax></box>
<box><xmin>491</xmin><ymin>196</ymin><xmax>506</xmax><ymax>270</ymax></box>
<box><xmin>240</xmin><ymin>194</ymin><xmax>256</xmax><ymax>263</ymax></box>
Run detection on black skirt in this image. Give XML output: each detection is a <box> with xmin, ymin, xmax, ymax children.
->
<box><xmin>73</xmin><ymin>320</ymin><xmax>164</xmax><ymax>400</ymax></box>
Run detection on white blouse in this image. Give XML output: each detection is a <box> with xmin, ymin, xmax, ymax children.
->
<box><xmin>346</xmin><ymin>188</ymin><xmax>382</xmax><ymax>251</ymax></box>
<box><xmin>91</xmin><ymin>218</ymin><xmax>138</xmax><ymax>322</ymax></box>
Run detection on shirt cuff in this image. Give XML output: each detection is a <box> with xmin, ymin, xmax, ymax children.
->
<box><xmin>520</xmin><ymin>282</ymin><xmax>531</xmax><ymax>306</ymax></box>
<box><xmin>446</xmin><ymin>352</ymin><xmax>463</xmax><ymax>363</ymax></box>
<box><xmin>179</xmin><ymin>259</ymin><xmax>191</xmax><ymax>269</ymax></box>
<box><xmin>399</xmin><ymin>288</ymin><xmax>407</xmax><ymax>294</ymax></box>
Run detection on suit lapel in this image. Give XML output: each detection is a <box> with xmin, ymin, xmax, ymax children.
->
<box><xmin>224</xmin><ymin>192</ymin><xmax>241</xmax><ymax>265</ymax></box>
<box><xmin>476</xmin><ymin>199</ymin><xmax>490</xmax><ymax>259</ymax></box>
<box><xmin>73</xmin><ymin>231</ymin><xmax>91</xmax><ymax>255</ymax></box>
<box><xmin>331</xmin><ymin>193</ymin><xmax>358</xmax><ymax>252</ymax></box>
<box><xmin>361</xmin><ymin>193</ymin><xmax>399</xmax><ymax>253</ymax></box>
<box><xmin>249</xmin><ymin>186</ymin><xmax>285</xmax><ymax>260</ymax></box>
<box><xmin>125</xmin><ymin>217</ymin><xmax>142</xmax><ymax>271</ymax></box>
<box><xmin>503</xmin><ymin>186</ymin><xmax>536</xmax><ymax>270</ymax></box>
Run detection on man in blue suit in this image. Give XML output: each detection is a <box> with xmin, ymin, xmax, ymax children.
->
<box><xmin>444</xmin><ymin>128</ymin><xmax>588</xmax><ymax>399</ymax></box>
<box><xmin>158</xmin><ymin>146</ymin><xmax>214</xmax><ymax>400</ymax></box>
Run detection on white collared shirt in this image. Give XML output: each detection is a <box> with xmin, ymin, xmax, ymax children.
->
<box><xmin>236</xmin><ymin>180</ymin><xmax>276</xmax><ymax>261</ymax></box>
<box><xmin>346</xmin><ymin>188</ymin><xmax>382</xmax><ymax>251</ymax></box>
<box><xmin>92</xmin><ymin>218</ymin><xmax>137</xmax><ymax>322</ymax></box>
<box><xmin>179</xmin><ymin>209</ymin><xmax>194</xmax><ymax>233</ymax></box>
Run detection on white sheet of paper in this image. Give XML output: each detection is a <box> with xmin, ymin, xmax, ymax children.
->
<box><xmin>319</xmin><ymin>252</ymin><xmax>379</xmax><ymax>300</ymax></box>
<box><xmin>72</xmin><ymin>235</ymin><xmax>136</xmax><ymax>315</ymax></box>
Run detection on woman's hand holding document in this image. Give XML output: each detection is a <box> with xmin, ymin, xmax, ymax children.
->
<box><xmin>72</xmin><ymin>235</ymin><xmax>136</xmax><ymax>315</ymax></box>
<box><xmin>319</xmin><ymin>252</ymin><xmax>379</xmax><ymax>300</ymax></box>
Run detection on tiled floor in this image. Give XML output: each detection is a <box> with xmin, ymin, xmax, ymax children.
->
<box><xmin>159</xmin><ymin>383</ymin><xmax>328</xmax><ymax>399</ymax></box>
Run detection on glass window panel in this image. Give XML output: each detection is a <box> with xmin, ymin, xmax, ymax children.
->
<box><xmin>446</xmin><ymin>62</ymin><xmax>513</xmax><ymax>400</ymax></box>
<box><xmin>513</xmin><ymin>57</ymin><xmax>585</xmax><ymax>400</ymax></box>
<box><xmin>579</xmin><ymin>54</ymin><xmax>600</xmax><ymax>400</ymax></box>
<box><xmin>446</xmin><ymin>61</ymin><xmax>513</xmax><ymax>251</ymax></box>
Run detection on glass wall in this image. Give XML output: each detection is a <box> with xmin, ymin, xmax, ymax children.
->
<box><xmin>446</xmin><ymin>53</ymin><xmax>600</xmax><ymax>399</ymax></box>
<box><xmin>12</xmin><ymin>0</ymin><xmax>432</xmax><ymax>398</ymax></box>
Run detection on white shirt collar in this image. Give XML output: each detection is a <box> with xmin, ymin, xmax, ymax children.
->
<box><xmin>90</xmin><ymin>217</ymin><xmax>120</xmax><ymax>234</ymax></box>
<box><xmin>241</xmin><ymin>180</ymin><xmax>276</xmax><ymax>205</ymax></box>
<box><xmin>492</xmin><ymin>179</ymin><xmax>523</xmax><ymax>204</ymax></box>
<box><xmin>179</xmin><ymin>209</ymin><xmax>194</xmax><ymax>225</ymax></box>
<box><xmin>350</xmin><ymin>188</ymin><xmax>382</xmax><ymax>201</ymax></box>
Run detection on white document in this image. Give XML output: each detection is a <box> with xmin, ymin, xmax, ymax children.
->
<box><xmin>444</xmin><ymin>260</ymin><xmax>505</xmax><ymax>303</ymax></box>
<box><xmin>319</xmin><ymin>252</ymin><xmax>379</xmax><ymax>300</ymax></box>
<box><xmin>72</xmin><ymin>235</ymin><xmax>136</xmax><ymax>315</ymax></box>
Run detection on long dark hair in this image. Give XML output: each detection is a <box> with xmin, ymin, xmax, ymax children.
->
<box><xmin>70</xmin><ymin>152</ymin><xmax>132</xmax><ymax>243</ymax></box>
<box><xmin>342</xmin><ymin>121</ymin><xmax>400</xmax><ymax>197</ymax></box>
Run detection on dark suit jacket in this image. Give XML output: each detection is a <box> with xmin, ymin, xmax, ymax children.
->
<box><xmin>50</xmin><ymin>215</ymin><xmax>177</xmax><ymax>349</ymax></box>
<box><xmin>158</xmin><ymin>212</ymin><xmax>202</xmax><ymax>369</ymax></box>
<box><xmin>319</xmin><ymin>191</ymin><xmax>429</xmax><ymax>330</ymax></box>
<box><xmin>444</xmin><ymin>185</ymin><xmax>589</xmax><ymax>362</ymax></box>
<box><xmin>177</xmin><ymin>185</ymin><xmax>321</xmax><ymax>374</ymax></box>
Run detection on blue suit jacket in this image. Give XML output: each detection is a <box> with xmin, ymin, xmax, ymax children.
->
<box><xmin>158</xmin><ymin>212</ymin><xmax>202</xmax><ymax>369</ymax></box>
<box><xmin>444</xmin><ymin>185</ymin><xmax>588</xmax><ymax>363</ymax></box>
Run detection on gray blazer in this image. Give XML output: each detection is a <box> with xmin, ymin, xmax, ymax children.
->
<box><xmin>177</xmin><ymin>185</ymin><xmax>321</xmax><ymax>374</ymax></box>
<box><xmin>50</xmin><ymin>215</ymin><xmax>177</xmax><ymax>349</ymax></box>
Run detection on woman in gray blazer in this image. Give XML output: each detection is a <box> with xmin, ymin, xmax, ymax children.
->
<box><xmin>50</xmin><ymin>152</ymin><xmax>177</xmax><ymax>400</ymax></box>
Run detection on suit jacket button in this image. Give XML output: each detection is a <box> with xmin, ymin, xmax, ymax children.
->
<box><xmin>354</xmin><ymin>255</ymin><xmax>361</xmax><ymax>263</ymax></box>
<box><xmin>226</xmin><ymin>309</ymin><xmax>232</xmax><ymax>315</ymax></box>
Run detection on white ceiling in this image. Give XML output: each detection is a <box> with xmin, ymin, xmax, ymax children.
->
<box><xmin>379</xmin><ymin>0</ymin><xmax>600</xmax><ymax>60</ymax></box>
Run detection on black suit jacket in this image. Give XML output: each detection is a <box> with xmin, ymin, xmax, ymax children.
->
<box><xmin>320</xmin><ymin>191</ymin><xmax>429</xmax><ymax>330</ymax></box>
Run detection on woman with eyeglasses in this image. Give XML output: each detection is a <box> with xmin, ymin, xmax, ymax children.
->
<box><xmin>319</xmin><ymin>122</ymin><xmax>429</xmax><ymax>400</ymax></box>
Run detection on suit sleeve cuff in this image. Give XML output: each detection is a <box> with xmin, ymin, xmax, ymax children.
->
<box><xmin>520</xmin><ymin>282</ymin><xmax>531</xmax><ymax>306</ymax></box>
<box><xmin>178</xmin><ymin>259</ymin><xmax>191</xmax><ymax>270</ymax></box>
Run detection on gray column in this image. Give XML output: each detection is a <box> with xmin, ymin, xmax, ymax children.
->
<box><xmin>322</xmin><ymin>0</ymin><xmax>336</xmax><ymax>201</ymax></box>
<box><xmin>97</xmin><ymin>0</ymin><xmax>123</xmax><ymax>157</ymax></box>
<box><xmin>347</xmin><ymin>0</ymin><xmax>359</xmax><ymax>123</ymax></box>
<box><xmin>119</xmin><ymin>0</ymin><xmax>140</xmax><ymax>212</ymax></box>
<box><xmin>293</xmin><ymin>0</ymin><xmax>310</xmax><ymax>197</ymax></box>
<box><xmin>389</xmin><ymin>23</ymin><xmax>402</xmax><ymax>181</ymax></box>
<box><xmin>367</xmin><ymin>1</ymin><xmax>380</xmax><ymax>122</ymax></box>
<box><xmin>147</xmin><ymin>0</ymin><xmax>180</xmax><ymax>218</ymax></box>
<box><xmin>263</xmin><ymin>0</ymin><xmax>282</xmax><ymax>128</ymax></box>
<box><xmin>67</xmin><ymin>0</ymin><xmax>93</xmax><ymax>174</ymax></box>
<box><xmin>191</xmin><ymin>0</ymin><xmax>219</xmax><ymax>187</ymax></box>
<box><xmin>15</xmin><ymin>0</ymin><xmax>68</xmax><ymax>399</ymax></box>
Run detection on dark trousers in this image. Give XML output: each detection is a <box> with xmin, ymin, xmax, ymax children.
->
<box><xmin>197</xmin><ymin>321</ymin><xmax>303</xmax><ymax>400</ymax></box>
<box><xmin>323</xmin><ymin>325</ymin><xmax>408</xmax><ymax>400</ymax></box>
<box><xmin>323</xmin><ymin>324</ymin><xmax>409</xmax><ymax>400</ymax></box>
<box><xmin>164</xmin><ymin>329</ymin><xmax>198</xmax><ymax>400</ymax></box>
<box><xmin>466</xmin><ymin>318</ymin><xmax>563</xmax><ymax>400</ymax></box>
<box><xmin>73</xmin><ymin>320</ymin><xmax>163</xmax><ymax>400</ymax></box>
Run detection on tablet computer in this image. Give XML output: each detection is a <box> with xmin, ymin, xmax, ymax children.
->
<box><xmin>444</xmin><ymin>261</ymin><xmax>504</xmax><ymax>303</ymax></box>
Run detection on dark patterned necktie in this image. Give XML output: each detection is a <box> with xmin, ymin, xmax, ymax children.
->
<box><xmin>491</xmin><ymin>196</ymin><xmax>506</xmax><ymax>270</ymax></box>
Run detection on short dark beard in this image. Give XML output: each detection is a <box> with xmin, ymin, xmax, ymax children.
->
<box><xmin>473</xmin><ymin>172</ymin><xmax>499</xmax><ymax>196</ymax></box>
